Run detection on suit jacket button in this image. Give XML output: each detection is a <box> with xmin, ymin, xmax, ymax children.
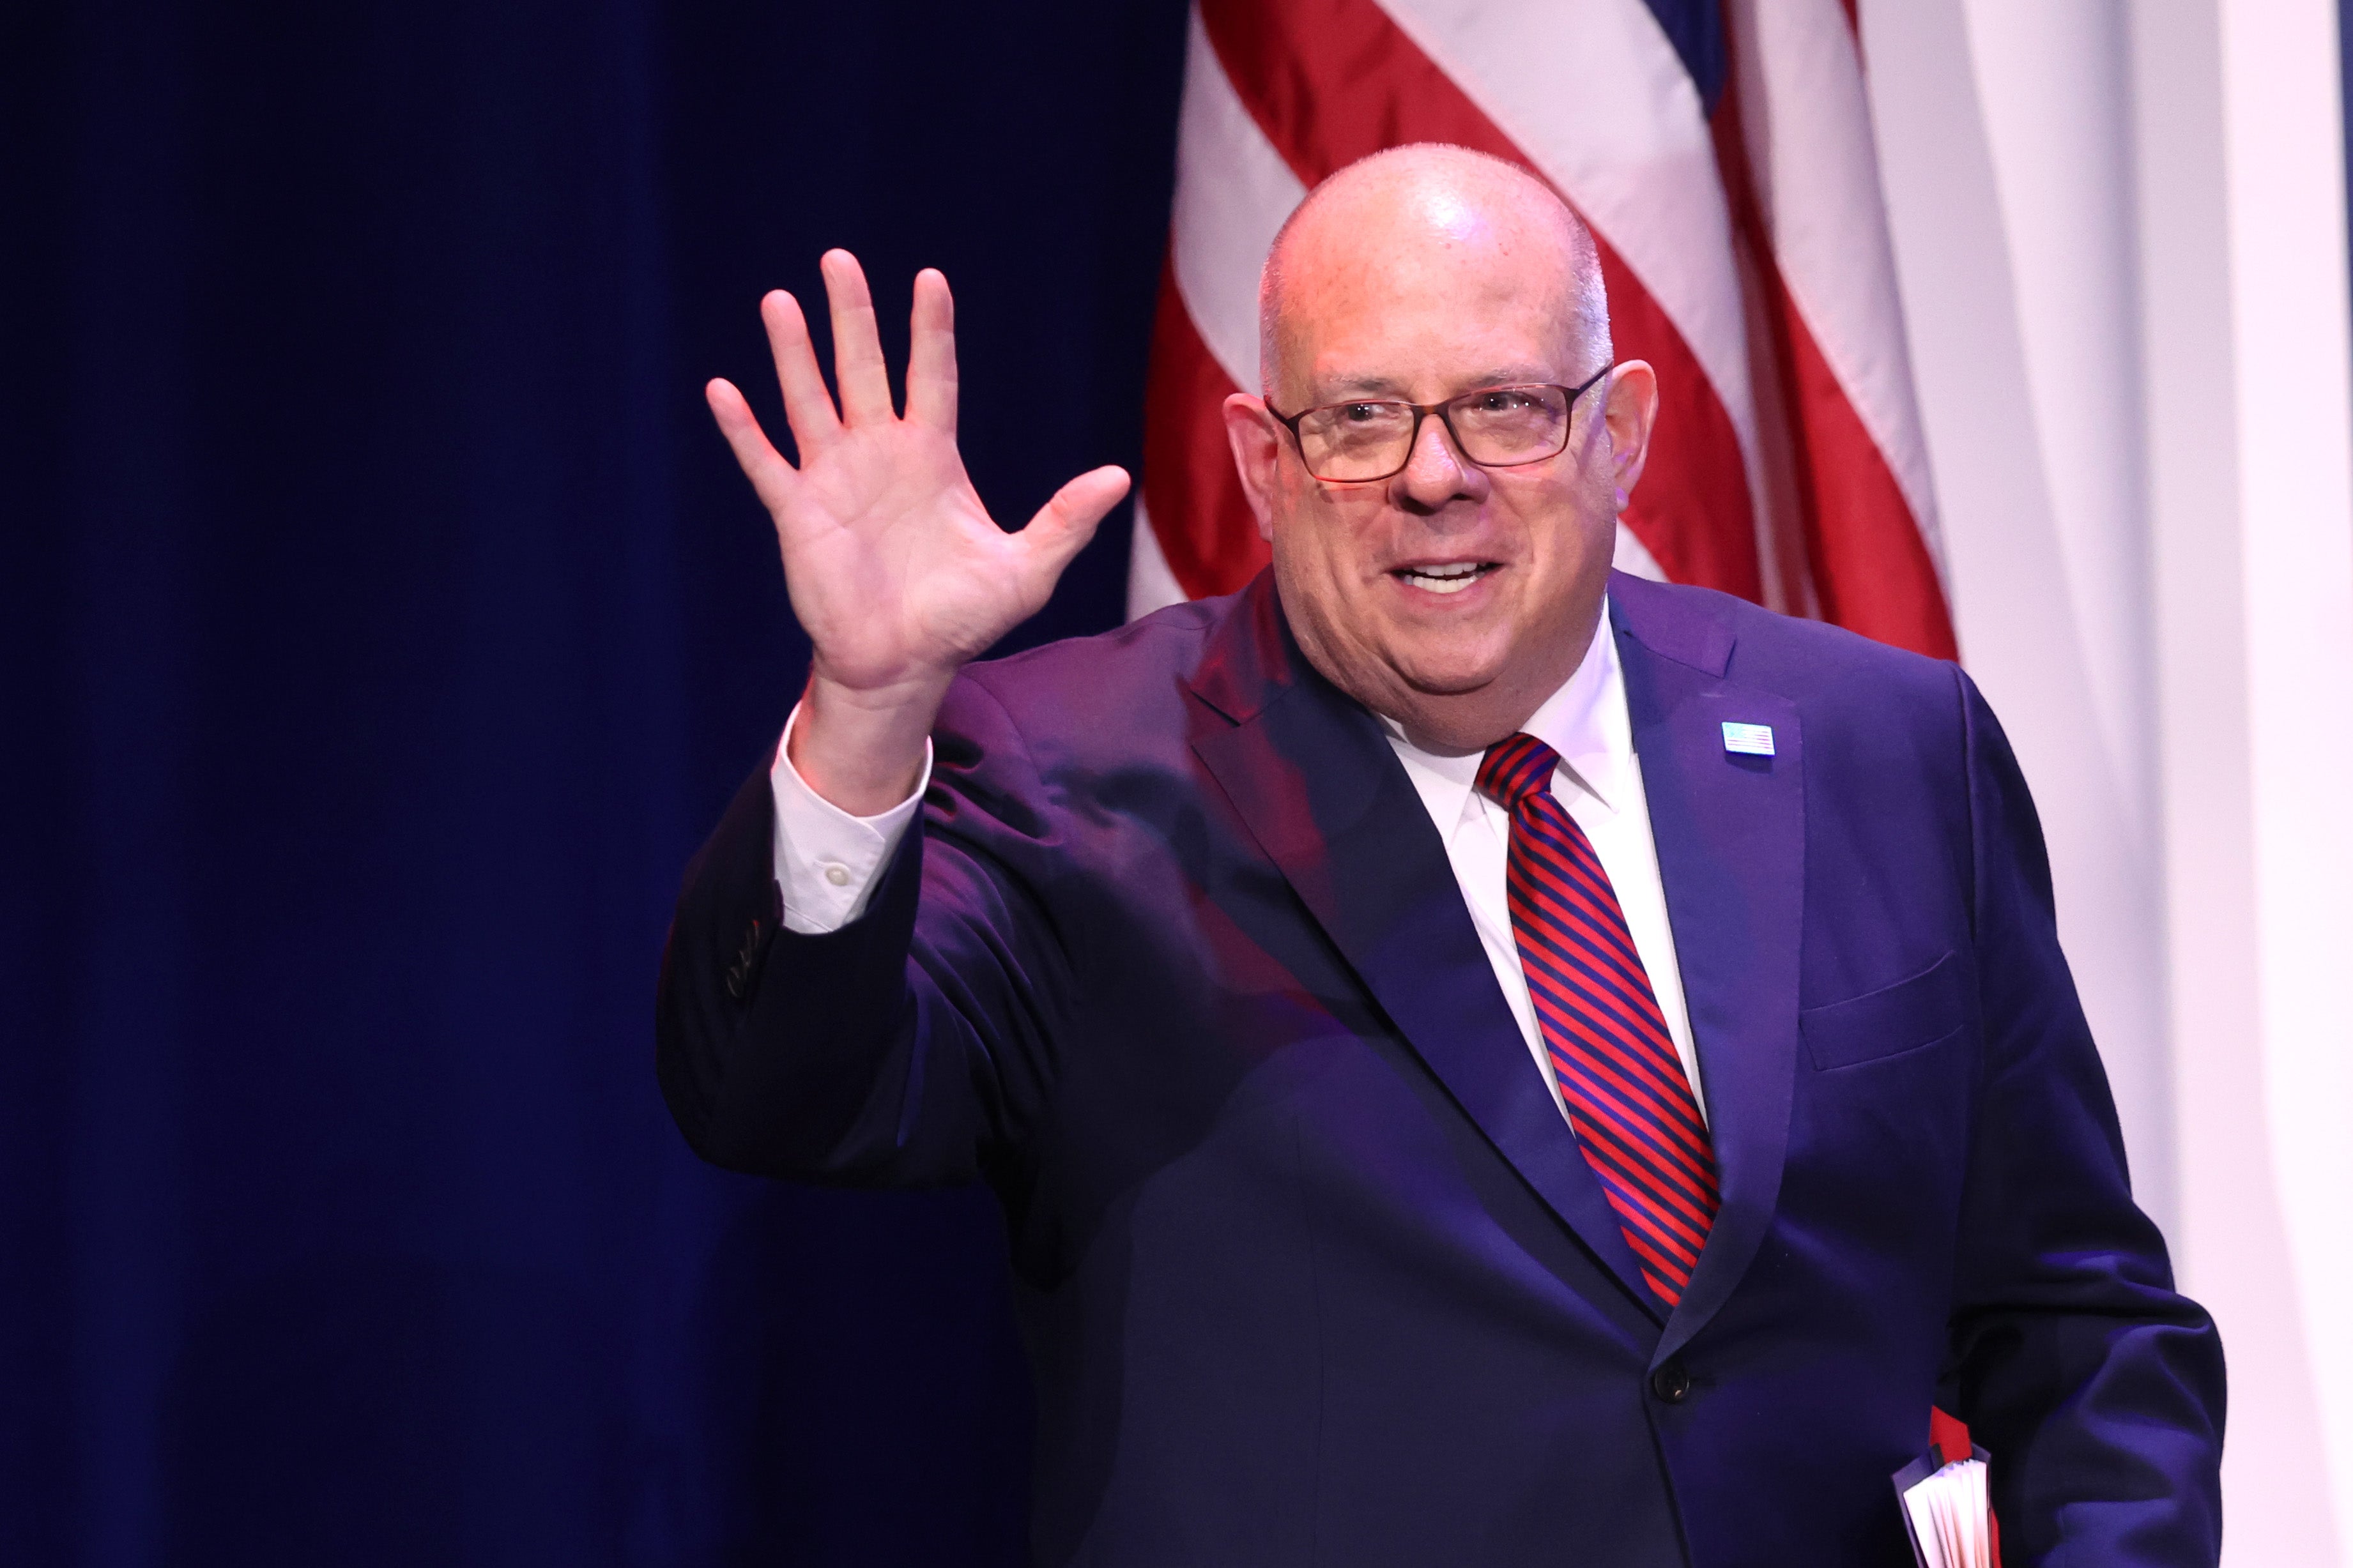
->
<box><xmin>1650</xmin><ymin>1360</ymin><xmax>1692</xmax><ymax>1404</ymax></box>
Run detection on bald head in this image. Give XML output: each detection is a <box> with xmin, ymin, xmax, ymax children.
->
<box><xmin>1220</xmin><ymin>137</ymin><xmax>1657</xmax><ymax>754</ymax></box>
<box><xmin>1257</xmin><ymin>144</ymin><xmax>1610</xmax><ymax>400</ymax></box>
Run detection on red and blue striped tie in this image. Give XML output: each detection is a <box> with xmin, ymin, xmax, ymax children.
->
<box><xmin>1476</xmin><ymin>732</ymin><xmax>1719</xmax><ymax>1307</ymax></box>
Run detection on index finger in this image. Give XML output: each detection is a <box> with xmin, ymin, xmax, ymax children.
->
<box><xmin>905</xmin><ymin>268</ymin><xmax>959</xmax><ymax>430</ymax></box>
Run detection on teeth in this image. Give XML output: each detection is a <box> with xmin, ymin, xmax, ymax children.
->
<box><xmin>1399</xmin><ymin>563</ymin><xmax>1488</xmax><ymax>595</ymax></box>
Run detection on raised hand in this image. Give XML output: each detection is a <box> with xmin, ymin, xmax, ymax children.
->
<box><xmin>707</xmin><ymin>252</ymin><xmax>1130</xmax><ymax>813</ymax></box>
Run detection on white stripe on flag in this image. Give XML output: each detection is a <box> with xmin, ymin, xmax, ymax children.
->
<box><xmin>1372</xmin><ymin>0</ymin><xmax>1762</xmax><ymax>476</ymax></box>
<box><xmin>1170</xmin><ymin>8</ymin><xmax>1307</xmax><ymax>395</ymax></box>
<box><xmin>1613</xmin><ymin>521</ymin><xmax>1668</xmax><ymax>581</ymax></box>
<box><xmin>1728</xmin><ymin>0</ymin><xmax>1943</xmax><ymax>565</ymax></box>
<box><xmin>1126</xmin><ymin>498</ymin><xmax>1189</xmax><ymax>619</ymax></box>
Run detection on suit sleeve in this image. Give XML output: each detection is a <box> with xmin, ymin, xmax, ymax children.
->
<box><xmin>655</xmin><ymin>674</ymin><xmax>1075</xmax><ymax>1187</ymax></box>
<box><xmin>1946</xmin><ymin>669</ymin><xmax>2227</xmax><ymax>1565</ymax></box>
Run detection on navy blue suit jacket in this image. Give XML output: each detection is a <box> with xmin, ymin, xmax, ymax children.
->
<box><xmin>658</xmin><ymin>571</ymin><xmax>2224</xmax><ymax>1566</ymax></box>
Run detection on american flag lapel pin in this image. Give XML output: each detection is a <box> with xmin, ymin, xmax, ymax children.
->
<box><xmin>1721</xmin><ymin>722</ymin><xmax>1775</xmax><ymax>757</ymax></box>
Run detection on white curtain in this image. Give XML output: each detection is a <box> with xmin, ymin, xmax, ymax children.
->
<box><xmin>1864</xmin><ymin>0</ymin><xmax>2353</xmax><ymax>1560</ymax></box>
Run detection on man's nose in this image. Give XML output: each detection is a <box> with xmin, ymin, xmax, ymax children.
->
<box><xmin>1391</xmin><ymin>411</ymin><xmax>1486</xmax><ymax>512</ymax></box>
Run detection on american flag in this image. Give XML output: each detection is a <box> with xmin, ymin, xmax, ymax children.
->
<box><xmin>1128</xmin><ymin>0</ymin><xmax>1957</xmax><ymax>662</ymax></box>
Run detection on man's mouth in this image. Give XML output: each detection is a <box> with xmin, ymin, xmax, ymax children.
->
<box><xmin>1392</xmin><ymin>561</ymin><xmax>1499</xmax><ymax>595</ymax></box>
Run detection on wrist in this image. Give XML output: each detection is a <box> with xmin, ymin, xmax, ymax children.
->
<box><xmin>788</xmin><ymin>669</ymin><xmax>948</xmax><ymax>816</ymax></box>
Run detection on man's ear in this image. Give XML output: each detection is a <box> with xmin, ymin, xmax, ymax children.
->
<box><xmin>1222</xmin><ymin>393</ymin><xmax>1283</xmax><ymax>543</ymax></box>
<box><xmin>1599</xmin><ymin>360</ymin><xmax>1660</xmax><ymax>512</ymax></box>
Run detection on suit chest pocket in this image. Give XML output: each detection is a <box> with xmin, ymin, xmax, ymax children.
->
<box><xmin>1800</xmin><ymin>951</ymin><xmax>1969</xmax><ymax>1070</ymax></box>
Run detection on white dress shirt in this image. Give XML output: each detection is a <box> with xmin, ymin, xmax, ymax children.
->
<box><xmin>767</xmin><ymin>596</ymin><xmax>1705</xmax><ymax>1130</ymax></box>
<box><xmin>1376</xmin><ymin>603</ymin><xmax>1706</xmax><ymax>1127</ymax></box>
<box><xmin>768</xmin><ymin>701</ymin><xmax>933</xmax><ymax>934</ymax></box>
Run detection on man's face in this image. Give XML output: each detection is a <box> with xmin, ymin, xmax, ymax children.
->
<box><xmin>1225</xmin><ymin>190</ymin><xmax>1655</xmax><ymax>752</ymax></box>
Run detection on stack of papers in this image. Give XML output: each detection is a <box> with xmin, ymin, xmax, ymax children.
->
<box><xmin>1895</xmin><ymin>1454</ymin><xmax>1993</xmax><ymax>1568</ymax></box>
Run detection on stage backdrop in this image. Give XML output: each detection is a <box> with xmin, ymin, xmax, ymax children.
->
<box><xmin>11</xmin><ymin>0</ymin><xmax>2353</xmax><ymax>1564</ymax></box>
<box><xmin>1</xmin><ymin>1</ymin><xmax>1184</xmax><ymax>1562</ymax></box>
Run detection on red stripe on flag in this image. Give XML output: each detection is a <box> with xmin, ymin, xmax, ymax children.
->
<box><xmin>1193</xmin><ymin>0</ymin><xmax>1763</xmax><ymax>602</ymax></box>
<box><xmin>1773</xmin><ymin>300</ymin><xmax>1957</xmax><ymax>658</ymax></box>
<box><xmin>1708</xmin><ymin>82</ymin><xmax>1958</xmax><ymax>659</ymax></box>
<box><xmin>1142</xmin><ymin>255</ymin><xmax>1271</xmax><ymax>599</ymax></box>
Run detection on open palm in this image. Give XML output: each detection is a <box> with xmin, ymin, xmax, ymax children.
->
<box><xmin>707</xmin><ymin>252</ymin><xmax>1130</xmax><ymax>705</ymax></box>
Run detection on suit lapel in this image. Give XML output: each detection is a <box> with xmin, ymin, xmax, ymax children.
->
<box><xmin>1609</xmin><ymin>577</ymin><xmax>1805</xmax><ymax>1364</ymax></box>
<box><xmin>1188</xmin><ymin>577</ymin><xmax>1665</xmax><ymax>1320</ymax></box>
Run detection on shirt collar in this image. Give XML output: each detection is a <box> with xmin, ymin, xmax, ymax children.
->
<box><xmin>1378</xmin><ymin>597</ymin><xmax>1635</xmax><ymax>829</ymax></box>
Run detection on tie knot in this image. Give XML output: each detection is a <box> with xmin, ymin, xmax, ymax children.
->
<box><xmin>1476</xmin><ymin>733</ymin><xmax>1562</xmax><ymax>809</ymax></box>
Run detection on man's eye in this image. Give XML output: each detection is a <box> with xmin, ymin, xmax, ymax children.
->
<box><xmin>1340</xmin><ymin>403</ymin><xmax>1389</xmax><ymax>424</ymax></box>
<box><xmin>1474</xmin><ymin>390</ymin><xmax>1536</xmax><ymax>413</ymax></box>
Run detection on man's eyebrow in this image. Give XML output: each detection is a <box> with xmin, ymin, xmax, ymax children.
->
<box><xmin>1311</xmin><ymin>373</ymin><xmax>1408</xmax><ymax>398</ymax></box>
<box><xmin>1308</xmin><ymin>366</ymin><xmax>1560</xmax><ymax>400</ymax></box>
<box><xmin>1454</xmin><ymin>365</ymin><xmax>1558</xmax><ymax>389</ymax></box>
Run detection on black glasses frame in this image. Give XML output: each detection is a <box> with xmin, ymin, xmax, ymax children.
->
<box><xmin>1265</xmin><ymin>365</ymin><xmax>1614</xmax><ymax>483</ymax></box>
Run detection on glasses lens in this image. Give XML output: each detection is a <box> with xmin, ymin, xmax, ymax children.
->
<box><xmin>1295</xmin><ymin>401</ymin><xmax>1418</xmax><ymax>482</ymax></box>
<box><xmin>1449</xmin><ymin>386</ymin><xmax>1571</xmax><ymax>465</ymax></box>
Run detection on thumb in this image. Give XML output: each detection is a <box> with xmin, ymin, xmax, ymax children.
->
<box><xmin>1016</xmin><ymin>465</ymin><xmax>1131</xmax><ymax>593</ymax></box>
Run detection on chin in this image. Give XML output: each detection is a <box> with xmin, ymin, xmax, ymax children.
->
<box><xmin>1389</xmin><ymin>645</ymin><xmax>1510</xmax><ymax>697</ymax></box>
<box><xmin>1374</xmin><ymin>630</ymin><xmax>1506</xmax><ymax>696</ymax></box>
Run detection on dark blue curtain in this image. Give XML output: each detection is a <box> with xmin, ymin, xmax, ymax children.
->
<box><xmin>0</xmin><ymin>2</ymin><xmax>1187</xmax><ymax>1562</ymax></box>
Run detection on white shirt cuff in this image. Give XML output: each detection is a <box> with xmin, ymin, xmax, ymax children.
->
<box><xmin>769</xmin><ymin>701</ymin><xmax>931</xmax><ymax>934</ymax></box>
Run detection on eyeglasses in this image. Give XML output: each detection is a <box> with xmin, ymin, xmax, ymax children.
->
<box><xmin>1266</xmin><ymin>367</ymin><xmax>1613</xmax><ymax>483</ymax></box>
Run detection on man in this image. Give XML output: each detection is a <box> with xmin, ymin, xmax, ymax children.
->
<box><xmin>659</xmin><ymin>146</ymin><xmax>2224</xmax><ymax>1565</ymax></box>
